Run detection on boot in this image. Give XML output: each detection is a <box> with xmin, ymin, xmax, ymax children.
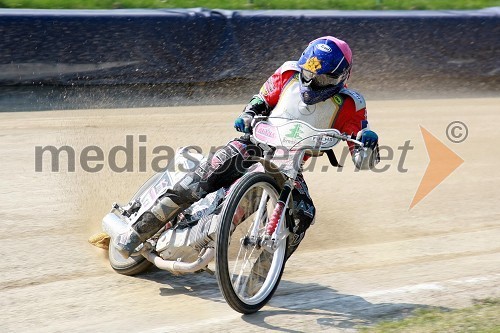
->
<box><xmin>115</xmin><ymin>196</ymin><xmax>181</xmax><ymax>259</ymax></box>
<box><xmin>115</xmin><ymin>227</ymin><xmax>143</xmax><ymax>259</ymax></box>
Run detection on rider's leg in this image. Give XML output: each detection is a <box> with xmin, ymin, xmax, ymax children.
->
<box><xmin>286</xmin><ymin>173</ymin><xmax>316</xmax><ymax>260</ymax></box>
<box><xmin>115</xmin><ymin>194</ymin><xmax>186</xmax><ymax>258</ymax></box>
<box><xmin>115</xmin><ymin>138</ymin><xmax>261</xmax><ymax>258</ymax></box>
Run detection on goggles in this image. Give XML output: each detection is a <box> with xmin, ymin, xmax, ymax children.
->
<box><xmin>301</xmin><ymin>69</ymin><xmax>348</xmax><ymax>88</ymax></box>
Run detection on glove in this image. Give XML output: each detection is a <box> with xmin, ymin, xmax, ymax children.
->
<box><xmin>244</xmin><ymin>95</ymin><xmax>269</xmax><ymax>115</ymax></box>
<box><xmin>234</xmin><ymin>113</ymin><xmax>253</xmax><ymax>133</ymax></box>
<box><xmin>357</xmin><ymin>130</ymin><xmax>378</xmax><ymax>149</ymax></box>
<box><xmin>356</xmin><ymin>121</ymin><xmax>378</xmax><ymax>149</ymax></box>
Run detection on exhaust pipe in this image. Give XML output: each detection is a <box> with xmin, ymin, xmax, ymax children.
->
<box><xmin>142</xmin><ymin>248</ymin><xmax>215</xmax><ymax>274</ymax></box>
<box><xmin>102</xmin><ymin>213</ymin><xmax>129</xmax><ymax>241</ymax></box>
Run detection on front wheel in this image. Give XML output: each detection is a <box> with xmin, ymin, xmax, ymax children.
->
<box><xmin>216</xmin><ymin>172</ymin><xmax>288</xmax><ymax>314</ymax></box>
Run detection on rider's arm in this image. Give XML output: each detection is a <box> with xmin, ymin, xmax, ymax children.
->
<box><xmin>334</xmin><ymin>96</ymin><xmax>379</xmax><ymax>170</ymax></box>
<box><xmin>333</xmin><ymin>96</ymin><xmax>366</xmax><ymax>142</ymax></box>
<box><xmin>236</xmin><ymin>67</ymin><xmax>294</xmax><ymax>133</ymax></box>
<box><xmin>243</xmin><ymin>64</ymin><xmax>297</xmax><ymax>116</ymax></box>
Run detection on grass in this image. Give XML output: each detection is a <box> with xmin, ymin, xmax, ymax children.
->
<box><xmin>0</xmin><ymin>0</ymin><xmax>499</xmax><ymax>10</ymax></box>
<box><xmin>360</xmin><ymin>298</ymin><xmax>500</xmax><ymax>333</ymax></box>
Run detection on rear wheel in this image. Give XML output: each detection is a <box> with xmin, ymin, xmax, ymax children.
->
<box><xmin>108</xmin><ymin>173</ymin><xmax>162</xmax><ymax>275</ymax></box>
<box><xmin>216</xmin><ymin>172</ymin><xmax>288</xmax><ymax>314</ymax></box>
<box><xmin>108</xmin><ymin>244</ymin><xmax>152</xmax><ymax>276</ymax></box>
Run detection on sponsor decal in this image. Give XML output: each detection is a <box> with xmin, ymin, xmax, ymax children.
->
<box><xmin>267</xmin><ymin>79</ymin><xmax>275</xmax><ymax>93</ymax></box>
<box><xmin>316</xmin><ymin>134</ymin><xmax>334</xmax><ymax>144</ymax></box>
<box><xmin>195</xmin><ymin>160</ymin><xmax>210</xmax><ymax>178</ymax></box>
<box><xmin>333</xmin><ymin>94</ymin><xmax>343</xmax><ymax>105</ymax></box>
<box><xmin>229</xmin><ymin>141</ymin><xmax>249</xmax><ymax>158</ymax></box>
<box><xmin>260</xmin><ymin>78</ymin><xmax>276</xmax><ymax>97</ymax></box>
<box><xmin>255</xmin><ymin>125</ymin><xmax>276</xmax><ymax>139</ymax></box>
<box><xmin>259</xmin><ymin>85</ymin><xmax>269</xmax><ymax>96</ymax></box>
<box><xmin>285</xmin><ymin>124</ymin><xmax>304</xmax><ymax>140</ymax></box>
<box><xmin>295</xmin><ymin>199</ymin><xmax>315</xmax><ymax>218</ymax></box>
<box><xmin>316</xmin><ymin>44</ymin><xmax>332</xmax><ymax>53</ymax></box>
<box><xmin>154</xmin><ymin>177</ymin><xmax>170</xmax><ymax>193</ymax></box>
<box><xmin>303</xmin><ymin>57</ymin><xmax>322</xmax><ymax>74</ymax></box>
<box><xmin>290</xmin><ymin>232</ymin><xmax>305</xmax><ymax>246</ymax></box>
<box><xmin>210</xmin><ymin>154</ymin><xmax>223</xmax><ymax>169</ymax></box>
<box><xmin>351</xmin><ymin>91</ymin><xmax>364</xmax><ymax>104</ymax></box>
<box><xmin>144</xmin><ymin>176</ymin><xmax>171</xmax><ymax>205</ymax></box>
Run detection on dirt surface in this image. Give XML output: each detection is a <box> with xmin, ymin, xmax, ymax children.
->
<box><xmin>1</xmin><ymin>98</ymin><xmax>499</xmax><ymax>332</ymax></box>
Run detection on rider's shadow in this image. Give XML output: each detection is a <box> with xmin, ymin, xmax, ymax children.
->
<box><xmin>242</xmin><ymin>279</ymin><xmax>446</xmax><ymax>332</ymax></box>
<box><xmin>139</xmin><ymin>269</ymin><xmax>445</xmax><ymax>331</ymax></box>
<box><xmin>139</xmin><ymin>268</ymin><xmax>226</xmax><ymax>303</ymax></box>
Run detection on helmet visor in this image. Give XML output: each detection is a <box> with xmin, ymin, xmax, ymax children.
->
<box><xmin>301</xmin><ymin>69</ymin><xmax>345</xmax><ymax>88</ymax></box>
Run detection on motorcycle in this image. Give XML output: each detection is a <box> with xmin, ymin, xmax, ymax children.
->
<box><xmin>95</xmin><ymin>116</ymin><xmax>365</xmax><ymax>314</ymax></box>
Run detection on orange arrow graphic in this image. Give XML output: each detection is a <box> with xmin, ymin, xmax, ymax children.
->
<box><xmin>409</xmin><ymin>126</ymin><xmax>464</xmax><ymax>209</ymax></box>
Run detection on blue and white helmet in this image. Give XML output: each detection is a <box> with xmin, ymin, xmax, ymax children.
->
<box><xmin>297</xmin><ymin>36</ymin><xmax>353</xmax><ymax>105</ymax></box>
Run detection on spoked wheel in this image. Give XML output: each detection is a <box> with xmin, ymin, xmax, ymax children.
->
<box><xmin>216</xmin><ymin>172</ymin><xmax>288</xmax><ymax>314</ymax></box>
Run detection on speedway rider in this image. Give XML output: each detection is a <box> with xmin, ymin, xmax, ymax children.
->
<box><xmin>115</xmin><ymin>36</ymin><xmax>380</xmax><ymax>259</ymax></box>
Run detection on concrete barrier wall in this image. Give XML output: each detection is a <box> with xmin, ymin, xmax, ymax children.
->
<box><xmin>0</xmin><ymin>8</ymin><xmax>499</xmax><ymax>92</ymax></box>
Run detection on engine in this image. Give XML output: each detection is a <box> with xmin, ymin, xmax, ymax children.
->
<box><xmin>155</xmin><ymin>214</ymin><xmax>220</xmax><ymax>262</ymax></box>
<box><xmin>154</xmin><ymin>189</ymin><xmax>225</xmax><ymax>262</ymax></box>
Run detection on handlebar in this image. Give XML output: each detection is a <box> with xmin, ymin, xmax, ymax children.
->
<box><xmin>323</xmin><ymin>131</ymin><xmax>363</xmax><ymax>146</ymax></box>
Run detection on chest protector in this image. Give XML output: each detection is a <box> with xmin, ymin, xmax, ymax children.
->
<box><xmin>269</xmin><ymin>76</ymin><xmax>340</xmax><ymax>130</ymax></box>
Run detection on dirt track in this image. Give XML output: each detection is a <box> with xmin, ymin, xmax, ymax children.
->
<box><xmin>1</xmin><ymin>98</ymin><xmax>499</xmax><ymax>332</ymax></box>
